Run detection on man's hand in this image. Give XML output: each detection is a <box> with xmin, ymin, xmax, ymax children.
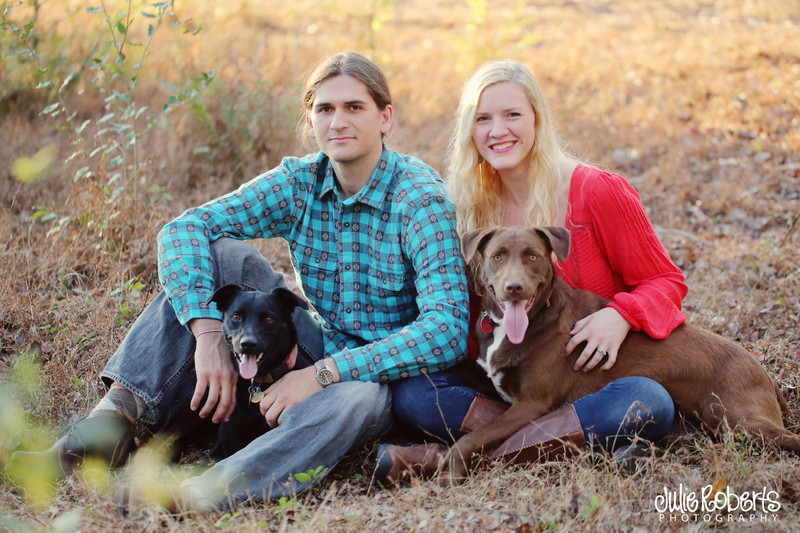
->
<box><xmin>189</xmin><ymin>318</ymin><xmax>238</xmax><ymax>423</ymax></box>
<box><xmin>565</xmin><ymin>307</ymin><xmax>631</xmax><ymax>372</ymax></box>
<box><xmin>259</xmin><ymin>358</ymin><xmax>340</xmax><ymax>428</ymax></box>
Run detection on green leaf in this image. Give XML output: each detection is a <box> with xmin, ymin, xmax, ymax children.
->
<box><xmin>60</xmin><ymin>71</ymin><xmax>79</xmax><ymax>93</ymax></box>
<box><xmin>86</xmin><ymin>6</ymin><xmax>104</xmax><ymax>13</ymax></box>
<box><xmin>74</xmin><ymin>166</ymin><xmax>91</xmax><ymax>181</ymax></box>
<box><xmin>147</xmin><ymin>23</ymin><xmax>155</xmax><ymax>37</ymax></box>
<box><xmin>41</xmin><ymin>102</ymin><xmax>59</xmax><ymax>115</ymax></box>
<box><xmin>293</xmin><ymin>472</ymin><xmax>311</xmax><ymax>483</ymax></box>
<box><xmin>97</xmin><ymin>112</ymin><xmax>115</xmax><ymax>124</ymax></box>
<box><xmin>36</xmin><ymin>80</ymin><xmax>53</xmax><ymax>89</ymax></box>
<box><xmin>116</xmin><ymin>21</ymin><xmax>127</xmax><ymax>35</ymax></box>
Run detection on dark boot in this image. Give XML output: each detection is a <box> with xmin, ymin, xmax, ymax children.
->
<box><xmin>612</xmin><ymin>440</ymin><xmax>651</xmax><ymax>474</ymax></box>
<box><xmin>491</xmin><ymin>404</ymin><xmax>587</xmax><ymax>463</ymax></box>
<box><xmin>12</xmin><ymin>410</ymin><xmax>136</xmax><ymax>477</ymax></box>
<box><xmin>373</xmin><ymin>443</ymin><xmax>448</xmax><ymax>486</ymax></box>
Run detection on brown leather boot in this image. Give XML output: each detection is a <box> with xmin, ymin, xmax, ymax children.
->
<box><xmin>459</xmin><ymin>396</ymin><xmax>509</xmax><ymax>434</ymax></box>
<box><xmin>11</xmin><ymin>410</ymin><xmax>136</xmax><ymax>477</ymax></box>
<box><xmin>373</xmin><ymin>443</ymin><xmax>448</xmax><ymax>486</ymax></box>
<box><xmin>490</xmin><ymin>404</ymin><xmax>587</xmax><ymax>463</ymax></box>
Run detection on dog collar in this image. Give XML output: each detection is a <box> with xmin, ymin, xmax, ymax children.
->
<box><xmin>251</xmin><ymin>345</ymin><xmax>300</xmax><ymax>384</ymax></box>
<box><xmin>283</xmin><ymin>345</ymin><xmax>299</xmax><ymax>371</ymax></box>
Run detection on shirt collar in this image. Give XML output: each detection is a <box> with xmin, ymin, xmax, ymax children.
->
<box><xmin>319</xmin><ymin>147</ymin><xmax>395</xmax><ymax>210</ymax></box>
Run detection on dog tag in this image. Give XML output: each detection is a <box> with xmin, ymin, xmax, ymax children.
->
<box><xmin>249</xmin><ymin>385</ymin><xmax>265</xmax><ymax>404</ymax></box>
<box><xmin>480</xmin><ymin>314</ymin><xmax>495</xmax><ymax>334</ymax></box>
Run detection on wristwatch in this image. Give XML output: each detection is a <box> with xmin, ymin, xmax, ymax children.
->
<box><xmin>315</xmin><ymin>360</ymin><xmax>335</xmax><ymax>388</ymax></box>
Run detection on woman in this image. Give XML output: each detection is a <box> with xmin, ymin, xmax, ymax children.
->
<box><xmin>375</xmin><ymin>59</ymin><xmax>688</xmax><ymax>483</ymax></box>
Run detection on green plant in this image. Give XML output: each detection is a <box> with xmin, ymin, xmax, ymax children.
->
<box><xmin>732</xmin><ymin>430</ymin><xmax>759</xmax><ymax>474</ymax></box>
<box><xmin>214</xmin><ymin>511</ymin><xmax>242</xmax><ymax>528</ymax></box>
<box><xmin>293</xmin><ymin>464</ymin><xmax>328</xmax><ymax>484</ymax></box>
<box><xmin>12</xmin><ymin>0</ymin><xmax>214</xmax><ymax>260</ymax></box>
<box><xmin>1</xmin><ymin>354</ymin><xmax>61</xmax><ymax>510</ymax></box>
<box><xmin>52</xmin><ymin>1</ymin><xmax>214</xmax><ymax>203</ymax></box>
<box><xmin>579</xmin><ymin>494</ymin><xmax>600</xmax><ymax>519</ymax></box>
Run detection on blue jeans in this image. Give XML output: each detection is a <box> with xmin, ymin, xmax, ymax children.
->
<box><xmin>101</xmin><ymin>238</ymin><xmax>392</xmax><ymax>509</ymax></box>
<box><xmin>391</xmin><ymin>370</ymin><xmax>674</xmax><ymax>453</ymax></box>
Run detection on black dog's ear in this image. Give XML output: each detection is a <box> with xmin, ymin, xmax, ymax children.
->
<box><xmin>208</xmin><ymin>284</ymin><xmax>244</xmax><ymax>313</ymax></box>
<box><xmin>272</xmin><ymin>287</ymin><xmax>309</xmax><ymax>312</ymax></box>
<box><xmin>461</xmin><ymin>227</ymin><xmax>499</xmax><ymax>264</ymax></box>
<box><xmin>534</xmin><ymin>226</ymin><xmax>571</xmax><ymax>262</ymax></box>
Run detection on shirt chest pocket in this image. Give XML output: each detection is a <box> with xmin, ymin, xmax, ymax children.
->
<box><xmin>364</xmin><ymin>261</ymin><xmax>416</xmax><ymax>323</ymax></box>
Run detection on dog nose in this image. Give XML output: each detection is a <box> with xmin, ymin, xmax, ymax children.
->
<box><xmin>239</xmin><ymin>338</ymin><xmax>259</xmax><ymax>353</ymax></box>
<box><xmin>505</xmin><ymin>281</ymin><xmax>523</xmax><ymax>297</ymax></box>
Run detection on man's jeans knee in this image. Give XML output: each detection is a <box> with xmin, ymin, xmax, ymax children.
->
<box><xmin>182</xmin><ymin>381</ymin><xmax>392</xmax><ymax>508</ymax></box>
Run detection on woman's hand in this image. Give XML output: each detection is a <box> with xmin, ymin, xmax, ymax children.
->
<box><xmin>565</xmin><ymin>307</ymin><xmax>631</xmax><ymax>372</ymax></box>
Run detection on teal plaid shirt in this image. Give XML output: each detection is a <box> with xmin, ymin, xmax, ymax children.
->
<box><xmin>157</xmin><ymin>148</ymin><xmax>469</xmax><ymax>383</ymax></box>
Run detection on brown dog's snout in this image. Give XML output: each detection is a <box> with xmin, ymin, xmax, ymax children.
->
<box><xmin>504</xmin><ymin>280</ymin><xmax>524</xmax><ymax>298</ymax></box>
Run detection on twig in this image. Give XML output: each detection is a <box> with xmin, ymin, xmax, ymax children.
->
<box><xmin>780</xmin><ymin>212</ymin><xmax>800</xmax><ymax>248</ymax></box>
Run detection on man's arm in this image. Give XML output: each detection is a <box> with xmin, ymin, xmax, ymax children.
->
<box><xmin>329</xmin><ymin>185</ymin><xmax>470</xmax><ymax>383</ymax></box>
<box><xmin>156</xmin><ymin>156</ymin><xmax>308</xmax><ymax>422</ymax></box>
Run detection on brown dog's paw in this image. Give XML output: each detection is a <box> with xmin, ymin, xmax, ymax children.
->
<box><xmin>439</xmin><ymin>449</ymin><xmax>470</xmax><ymax>487</ymax></box>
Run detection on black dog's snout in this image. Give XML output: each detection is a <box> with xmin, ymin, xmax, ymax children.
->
<box><xmin>505</xmin><ymin>280</ymin><xmax>524</xmax><ymax>297</ymax></box>
<box><xmin>238</xmin><ymin>336</ymin><xmax>260</xmax><ymax>353</ymax></box>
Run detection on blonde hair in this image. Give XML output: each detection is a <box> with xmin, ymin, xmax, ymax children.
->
<box><xmin>446</xmin><ymin>59</ymin><xmax>572</xmax><ymax>234</ymax></box>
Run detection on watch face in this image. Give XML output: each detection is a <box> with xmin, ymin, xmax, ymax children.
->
<box><xmin>317</xmin><ymin>368</ymin><xmax>334</xmax><ymax>386</ymax></box>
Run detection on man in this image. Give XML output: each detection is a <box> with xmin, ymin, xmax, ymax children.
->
<box><xmin>20</xmin><ymin>52</ymin><xmax>469</xmax><ymax>511</ymax></box>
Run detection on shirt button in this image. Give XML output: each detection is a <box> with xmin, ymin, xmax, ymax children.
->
<box><xmin>344</xmin><ymin>222</ymin><xmax>350</xmax><ymax>228</ymax></box>
<box><xmin>345</xmin><ymin>265</ymin><xmax>351</xmax><ymax>271</ymax></box>
<box><xmin>346</xmin><ymin>308</ymin><xmax>352</xmax><ymax>314</ymax></box>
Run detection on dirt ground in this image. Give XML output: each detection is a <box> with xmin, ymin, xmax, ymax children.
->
<box><xmin>2</xmin><ymin>0</ymin><xmax>799</xmax><ymax>531</ymax></box>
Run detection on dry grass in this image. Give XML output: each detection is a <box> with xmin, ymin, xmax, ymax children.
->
<box><xmin>2</xmin><ymin>0</ymin><xmax>799</xmax><ymax>530</ymax></box>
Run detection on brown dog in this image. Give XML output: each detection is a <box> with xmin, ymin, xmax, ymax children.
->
<box><xmin>444</xmin><ymin>225</ymin><xmax>800</xmax><ymax>480</ymax></box>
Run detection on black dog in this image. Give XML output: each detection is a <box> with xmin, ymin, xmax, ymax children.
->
<box><xmin>204</xmin><ymin>284</ymin><xmax>313</xmax><ymax>458</ymax></box>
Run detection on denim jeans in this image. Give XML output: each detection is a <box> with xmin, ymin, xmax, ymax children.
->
<box><xmin>101</xmin><ymin>238</ymin><xmax>393</xmax><ymax>509</ymax></box>
<box><xmin>391</xmin><ymin>370</ymin><xmax>674</xmax><ymax>453</ymax></box>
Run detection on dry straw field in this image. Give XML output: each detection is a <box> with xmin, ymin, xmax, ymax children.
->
<box><xmin>2</xmin><ymin>0</ymin><xmax>799</xmax><ymax>531</ymax></box>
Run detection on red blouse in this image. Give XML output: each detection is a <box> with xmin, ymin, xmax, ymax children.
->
<box><xmin>560</xmin><ymin>164</ymin><xmax>687</xmax><ymax>338</ymax></box>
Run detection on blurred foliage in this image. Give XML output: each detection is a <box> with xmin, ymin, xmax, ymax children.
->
<box><xmin>11</xmin><ymin>144</ymin><xmax>57</xmax><ymax>182</ymax></box>
<box><xmin>3</xmin><ymin>0</ymin><xmax>215</xmax><ymax>262</ymax></box>
<box><xmin>1</xmin><ymin>353</ymin><xmax>61</xmax><ymax>510</ymax></box>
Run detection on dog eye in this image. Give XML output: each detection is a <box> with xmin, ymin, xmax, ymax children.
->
<box><xmin>231</xmin><ymin>313</ymin><xmax>241</xmax><ymax>322</ymax></box>
<box><xmin>264</xmin><ymin>317</ymin><xmax>274</xmax><ymax>324</ymax></box>
<box><xmin>529</xmin><ymin>254</ymin><xmax>538</xmax><ymax>261</ymax></box>
<box><xmin>493</xmin><ymin>254</ymin><xmax>503</xmax><ymax>261</ymax></box>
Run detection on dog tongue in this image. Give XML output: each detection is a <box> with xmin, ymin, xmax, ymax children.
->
<box><xmin>503</xmin><ymin>301</ymin><xmax>529</xmax><ymax>344</ymax></box>
<box><xmin>239</xmin><ymin>355</ymin><xmax>258</xmax><ymax>380</ymax></box>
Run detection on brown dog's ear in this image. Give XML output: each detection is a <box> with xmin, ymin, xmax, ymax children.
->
<box><xmin>208</xmin><ymin>284</ymin><xmax>243</xmax><ymax>313</ymax></box>
<box><xmin>534</xmin><ymin>226</ymin><xmax>571</xmax><ymax>262</ymax></box>
<box><xmin>461</xmin><ymin>227</ymin><xmax>499</xmax><ymax>264</ymax></box>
